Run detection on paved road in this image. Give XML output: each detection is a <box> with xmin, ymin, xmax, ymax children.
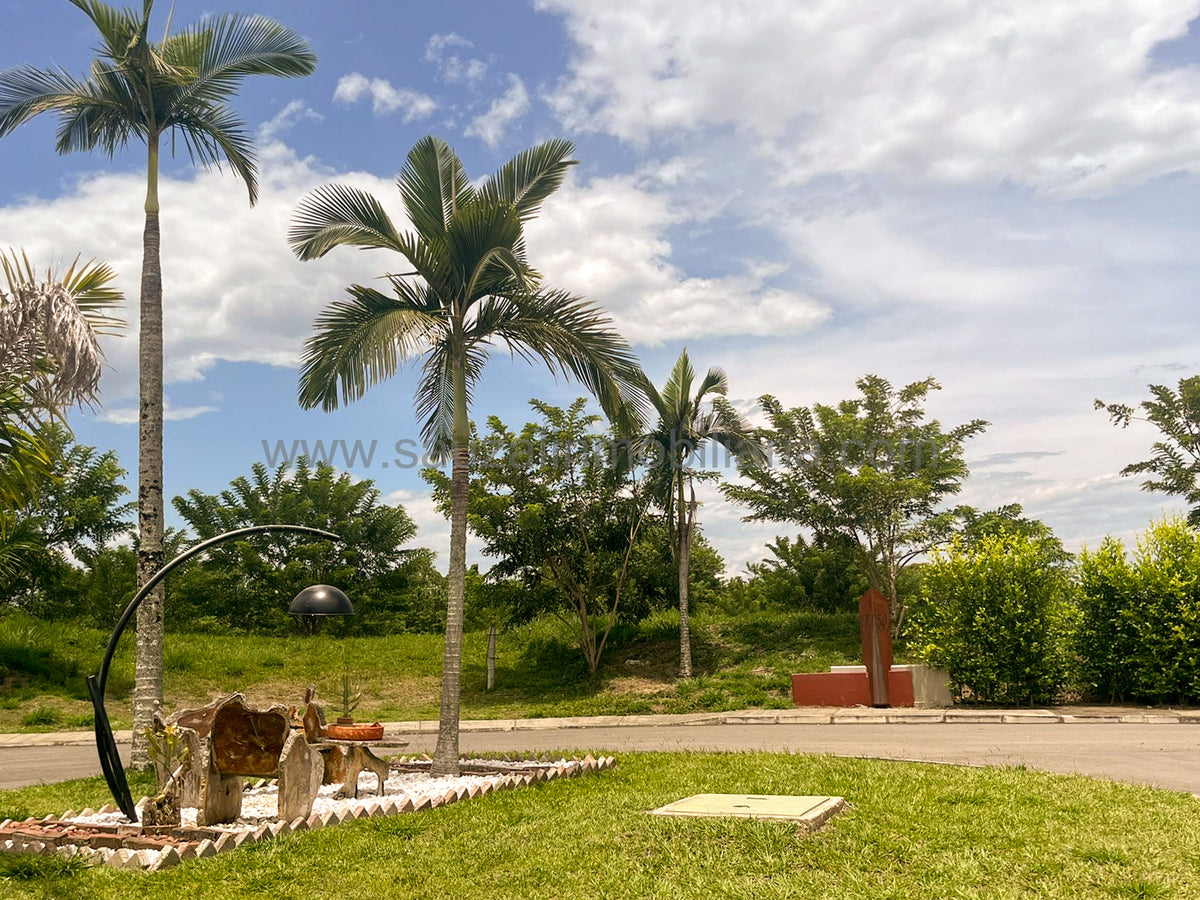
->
<box><xmin>4</xmin><ymin>723</ymin><xmax>1197</xmax><ymax>793</ymax></box>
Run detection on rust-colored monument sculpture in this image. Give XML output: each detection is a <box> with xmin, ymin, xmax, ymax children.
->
<box><xmin>858</xmin><ymin>587</ymin><xmax>892</xmax><ymax>708</ymax></box>
<box><xmin>791</xmin><ymin>587</ymin><xmax>950</xmax><ymax>708</ymax></box>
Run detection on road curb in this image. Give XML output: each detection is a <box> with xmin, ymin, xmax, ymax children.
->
<box><xmin>3</xmin><ymin>707</ymin><xmax>1198</xmax><ymax>748</ymax></box>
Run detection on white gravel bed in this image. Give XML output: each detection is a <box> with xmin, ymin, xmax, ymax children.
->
<box><xmin>63</xmin><ymin>758</ymin><xmax>574</xmax><ymax>829</ymax></box>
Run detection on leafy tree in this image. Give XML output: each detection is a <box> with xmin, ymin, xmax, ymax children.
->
<box><xmin>1096</xmin><ymin>376</ymin><xmax>1200</xmax><ymax>525</ymax></box>
<box><xmin>957</xmin><ymin>503</ymin><xmax>1070</xmax><ymax>564</ymax></box>
<box><xmin>724</xmin><ymin>375</ymin><xmax>987</xmax><ymax>632</ymax></box>
<box><xmin>73</xmin><ymin>542</ymin><xmax>137</xmax><ymax>627</ymax></box>
<box><xmin>0</xmin><ymin>0</ymin><xmax>317</xmax><ymax>760</ymax></box>
<box><xmin>172</xmin><ymin>459</ymin><xmax>423</xmax><ymax>633</ymax></box>
<box><xmin>425</xmin><ymin>400</ymin><xmax>653</xmax><ymax>676</ymax></box>
<box><xmin>1</xmin><ymin>424</ymin><xmax>134</xmax><ymax>613</ymax></box>
<box><xmin>290</xmin><ymin>136</ymin><xmax>645</xmax><ymax>774</ymax></box>
<box><xmin>632</xmin><ymin>349</ymin><xmax>763</xmax><ymax>677</ymax></box>
<box><xmin>623</xmin><ymin>521</ymin><xmax>724</xmax><ymax>622</ymax></box>
<box><xmin>742</xmin><ymin>534</ymin><xmax>870</xmax><ymax>614</ymax></box>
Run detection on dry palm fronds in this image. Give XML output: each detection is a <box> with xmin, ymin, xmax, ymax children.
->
<box><xmin>0</xmin><ymin>249</ymin><xmax>124</xmax><ymax>412</ymax></box>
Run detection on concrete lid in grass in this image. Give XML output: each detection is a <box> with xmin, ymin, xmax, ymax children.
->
<box><xmin>648</xmin><ymin>794</ymin><xmax>845</xmax><ymax>830</ymax></box>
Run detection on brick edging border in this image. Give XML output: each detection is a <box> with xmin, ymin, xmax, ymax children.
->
<box><xmin>0</xmin><ymin>755</ymin><xmax>617</xmax><ymax>872</ymax></box>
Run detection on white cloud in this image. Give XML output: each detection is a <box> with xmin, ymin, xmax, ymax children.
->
<box><xmin>334</xmin><ymin>72</ymin><xmax>437</xmax><ymax>120</ymax></box>
<box><xmin>99</xmin><ymin>398</ymin><xmax>220</xmax><ymax>425</ymax></box>
<box><xmin>465</xmin><ymin>74</ymin><xmax>531</xmax><ymax>147</ymax></box>
<box><xmin>424</xmin><ymin>32</ymin><xmax>489</xmax><ymax>83</ymax></box>
<box><xmin>425</xmin><ymin>32</ymin><xmax>472</xmax><ymax>60</ymax></box>
<box><xmin>540</xmin><ymin>0</ymin><xmax>1200</xmax><ymax>195</ymax></box>
<box><xmin>0</xmin><ymin>141</ymin><xmax>410</xmax><ymax>405</ymax></box>
<box><xmin>525</xmin><ymin>172</ymin><xmax>827</xmax><ymax>343</ymax></box>
<box><xmin>259</xmin><ymin>99</ymin><xmax>324</xmax><ymax>140</ymax></box>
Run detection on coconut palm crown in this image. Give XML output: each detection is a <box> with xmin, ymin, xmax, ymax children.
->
<box><xmin>290</xmin><ymin>135</ymin><xmax>647</xmax><ymax>775</ymax></box>
<box><xmin>0</xmin><ymin>0</ymin><xmax>317</xmax><ymax>764</ymax></box>
<box><xmin>637</xmin><ymin>349</ymin><xmax>765</xmax><ymax>677</ymax></box>
<box><xmin>0</xmin><ymin>1</ymin><xmax>317</xmax><ymax>203</ymax></box>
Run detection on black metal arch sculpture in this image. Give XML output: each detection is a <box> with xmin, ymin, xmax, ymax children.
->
<box><xmin>86</xmin><ymin>524</ymin><xmax>341</xmax><ymax>821</ymax></box>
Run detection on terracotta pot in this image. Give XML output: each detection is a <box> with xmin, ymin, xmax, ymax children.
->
<box><xmin>325</xmin><ymin>722</ymin><xmax>384</xmax><ymax>741</ymax></box>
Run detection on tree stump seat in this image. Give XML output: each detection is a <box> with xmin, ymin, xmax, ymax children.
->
<box><xmin>158</xmin><ymin>692</ymin><xmax>407</xmax><ymax>825</ymax></box>
<box><xmin>162</xmin><ymin>693</ymin><xmax>323</xmax><ymax>825</ymax></box>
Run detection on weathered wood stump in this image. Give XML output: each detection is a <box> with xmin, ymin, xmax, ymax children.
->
<box><xmin>163</xmin><ymin>693</ymin><xmax>319</xmax><ymax>825</ymax></box>
<box><xmin>277</xmin><ymin>732</ymin><xmax>324</xmax><ymax>821</ymax></box>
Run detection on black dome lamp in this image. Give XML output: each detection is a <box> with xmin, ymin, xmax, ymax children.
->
<box><xmin>290</xmin><ymin>584</ymin><xmax>354</xmax><ymax>634</ymax></box>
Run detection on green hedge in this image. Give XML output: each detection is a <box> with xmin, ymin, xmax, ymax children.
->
<box><xmin>909</xmin><ymin>534</ymin><xmax>1074</xmax><ymax>705</ymax></box>
<box><xmin>1077</xmin><ymin>517</ymin><xmax>1200</xmax><ymax>704</ymax></box>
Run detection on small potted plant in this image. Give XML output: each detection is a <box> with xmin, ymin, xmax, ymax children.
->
<box><xmin>326</xmin><ymin>664</ymin><xmax>383</xmax><ymax>740</ymax></box>
<box><xmin>336</xmin><ymin>666</ymin><xmax>360</xmax><ymax>726</ymax></box>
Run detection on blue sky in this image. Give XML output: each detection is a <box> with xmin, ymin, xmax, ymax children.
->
<box><xmin>2</xmin><ymin>0</ymin><xmax>1199</xmax><ymax>572</ymax></box>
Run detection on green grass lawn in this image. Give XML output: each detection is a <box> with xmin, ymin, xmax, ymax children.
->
<box><xmin>0</xmin><ymin>753</ymin><xmax>1197</xmax><ymax>899</ymax></box>
<box><xmin>0</xmin><ymin>609</ymin><xmax>867</xmax><ymax>732</ymax></box>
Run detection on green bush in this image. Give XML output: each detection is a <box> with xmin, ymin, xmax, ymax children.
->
<box><xmin>908</xmin><ymin>534</ymin><xmax>1074</xmax><ymax>705</ymax></box>
<box><xmin>1077</xmin><ymin>517</ymin><xmax>1200</xmax><ymax>704</ymax></box>
<box><xmin>0</xmin><ymin>614</ymin><xmax>83</xmax><ymax>687</ymax></box>
<box><xmin>20</xmin><ymin>706</ymin><xmax>62</xmax><ymax>728</ymax></box>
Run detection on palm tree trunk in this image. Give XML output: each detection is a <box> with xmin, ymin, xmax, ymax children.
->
<box><xmin>133</xmin><ymin>136</ymin><xmax>164</xmax><ymax>768</ymax></box>
<box><xmin>432</xmin><ymin>347</ymin><xmax>468</xmax><ymax>776</ymax></box>
<box><xmin>678</xmin><ymin>475</ymin><xmax>693</xmax><ymax>678</ymax></box>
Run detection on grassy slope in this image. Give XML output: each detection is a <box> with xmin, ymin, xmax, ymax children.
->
<box><xmin>0</xmin><ymin>610</ymin><xmax>866</xmax><ymax>732</ymax></box>
<box><xmin>1</xmin><ymin>753</ymin><xmax>1197</xmax><ymax>899</ymax></box>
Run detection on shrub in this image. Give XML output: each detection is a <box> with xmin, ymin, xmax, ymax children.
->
<box><xmin>20</xmin><ymin>706</ymin><xmax>62</xmax><ymax>728</ymax></box>
<box><xmin>908</xmin><ymin>534</ymin><xmax>1075</xmax><ymax>705</ymax></box>
<box><xmin>1077</xmin><ymin>517</ymin><xmax>1200</xmax><ymax>704</ymax></box>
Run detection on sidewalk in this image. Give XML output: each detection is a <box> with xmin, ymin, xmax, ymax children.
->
<box><xmin>2</xmin><ymin>704</ymin><xmax>1197</xmax><ymax>748</ymax></box>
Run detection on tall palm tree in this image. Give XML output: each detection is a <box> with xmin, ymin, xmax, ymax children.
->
<box><xmin>638</xmin><ymin>349</ymin><xmax>763</xmax><ymax>677</ymax></box>
<box><xmin>0</xmin><ymin>1</ymin><xmax>316</xmax><ymax>760</ymax></box>
<box><xmin>290</xmin><ymin>135</ymin><xmax>646</xmax><ymax>775</ymax></box>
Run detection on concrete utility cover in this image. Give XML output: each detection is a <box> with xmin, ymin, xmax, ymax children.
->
<box><xmin>649</xmin><ymin>794</ymin><xmax>845</xmax><ymax>829</ymax></box>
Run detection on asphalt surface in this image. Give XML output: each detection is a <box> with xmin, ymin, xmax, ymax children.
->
<box><xmin>3</xmin><ymin>713</ymin><xmax>1198</xmax><ymax>793</ymax></box>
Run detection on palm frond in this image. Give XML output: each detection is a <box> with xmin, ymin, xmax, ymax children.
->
<box><xmin>52</xmin><ymin>61</ymin><xmax>144</xmax><ymax>155</ymax></box>
<box><xmin>180</xmin><ymin>13</ymin><xmax>315</xmax><ymax>105</ymax></box>
<box><xmin>170</xmin><ymin>102</ymin><xmax>258</xmax><ymax>201</ymax></box>
<box><xmin>197</xmin><ymin>14</ymin><xmax>317</xmax><ymax>79</ymax></box>
<box><xmin>397</xmin><ymin>135</ymin><xmax>476</xmax><ymax>241</ymax></box>
<box><xmin>298</xmin><ymin>282</ymin><xmax>442</xmax><ymax>412</ymax></box>
<box><xmin>414</xmin><ymin>340</ymin><xmax>487</xmax><ymax>461</ymax></box>
<box><xmin>477</xmin><ymin>289</ymin><xmax>648</xmax><ymax>434</ymax></box>
<box><xmin>289</xmin><ymin>184</ymin><xmax>406</xmax><ymax>260</ymax></box>
<box><xmin>53</xmin><ymin>255</ymin><xmax>125</xmax><ymax>335</ymax></box>
<box><xmin>695</xmin><ymin>365</ymin><xmax>729</xmax><ymax>402</ymax></box>
<box><xmin>478</xmin><ymin>138</ymin><xmax>578</xmax><ymax>222</ymax></box>
<box><xmin>0</xmin><ymin>66</ymin><xmax>91</xmax><ymax>137</ymax></box>
<box><xmin>66</xmin><ymin>0</ymin><xmax>147</xmax><ymax>63</ymax></box>
<box><xmin>0</xmin><ymin>512</ymin><xmax>46</xmax><ymax>577</ymax></box>
<box><xmin>445</xmin><ymin>201</ymin><xmax>529</xmax><ymax>303</ymax></box>
<box><xmin>659</xmin><ymin>348</ymin><xmax>696</xmax><ymax>422</ymax></box>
